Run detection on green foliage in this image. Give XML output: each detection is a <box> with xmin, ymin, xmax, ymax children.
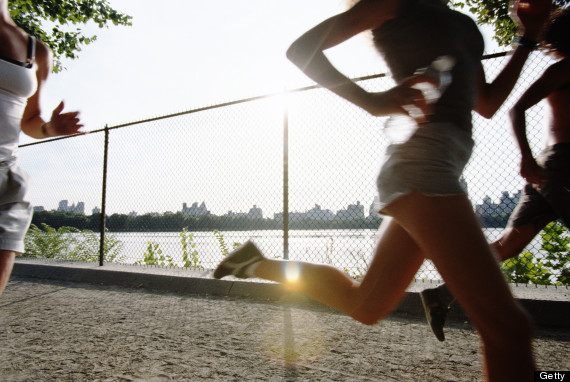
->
<box><xmin>213</xmin><ymin>229</ymin><xmax>229</xmax><ymax>257</ymax></box>
<box><xmin>540</xmin><ymin>221</ymin><xmax>570</xmax><ymax>285</ymax></box>
<box><xmin>73</xmin><ymin>228</ymin><xmax>124</xmax><ymax>262</ymax></box>
<box><xmin>180</xmin><ymin>228</ymin><xmax>203</xmax><ymax>269</ymax></box>
<box><xmin>213</xmin><ymin>229</ymin><xmax>241</xmax><ymax>257</ymax></box>
<box><xmin>24</xmin><ymin>223</ymin><xmax>124</xmax><ymax>262</ymax></box>
<box><xmin>136</xmin><ymin>241</ymin><xmax>175</xmax><ymax>267</ymax></box>
<box><xmin>450</xmin><ymin>0</ymin><xmax>569</xmax><ymax>47</ymax></box>
<box><xmin>9</xmin><ymin>0</ymin><xmax>132</xmax><ymax>72</ymax></box>
<box><xmin>24</xmin><ymin>223</ymin><xmax>76</xmax><ymax>259</ymax></box>
<box><xmin>502</xmin><ymin>221</ymin><xmax>569</xmax><ymax>285</ymax></box>
<box><xmin>501</xmin><ymin>251</ymin><xmax>553</xmax><ymax>284</ymax></box>
<box><xmin>135</xmin><ymin>229</ymin><xmax>241</xmax><ymax>267</ymax></box>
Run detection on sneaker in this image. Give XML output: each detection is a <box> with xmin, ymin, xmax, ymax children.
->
<box><xmin>213</xmin><ymin>240</ymin><xmax>264</xmax><ymax>279</ymax></box>
<box><xmin>420</xmin><ymin>287</ymin><xmax>451</xmax><ymax>342</ymax></box>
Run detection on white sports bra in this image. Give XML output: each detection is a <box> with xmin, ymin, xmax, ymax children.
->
<box><xmin>0</xmin><ymin>36</ymin><xmax>39</xmax><ymax>161</ymax></box>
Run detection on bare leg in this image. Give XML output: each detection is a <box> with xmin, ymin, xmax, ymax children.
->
<box><xmin>223</xmin><ymin>190</ymin><xmax>534</xmax><ymax>380</ymax></box>
<box><xmin>0</xmin><ymin>250</ymin><xmax>16</xmax><ymax>297</ymax></box>
<box><xmin>491</xmin><ymin>223</ymin><xmax>542</xmax><ymax>261</ymax></box>
<box><xmin>421</xmin><ymin>223</ymin><xmax>541</xmax><ymax>342</ymax></box>
<box><xmin>253</xmin><ymin>217</ymin><xmax>425</xmax><ymax>324</ymax></box>
<box><xmin>386</xmin><ymin>191</ymin><xmax>534</xmax><ymax>382</ymax></box>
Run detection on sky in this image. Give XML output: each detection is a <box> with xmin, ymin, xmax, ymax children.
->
<box><xmin>23</xmin><ymin>0</ymin><xmax>376</xmax><ymax>131</ymax></box>
<box><xmin>23</xmin><ymin>0</ymin><xmax>506</xmax><ymax>133</ymax></box>
<box><xmin>16</xmin><ymin>0</ymin><xmax>547</xmax><ymax>216</ymax></box>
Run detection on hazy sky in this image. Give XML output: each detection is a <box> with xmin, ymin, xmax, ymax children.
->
<box><xmin>22</xmin><ymin>0</ymin><xmax>372</xmax><ymax>135</ymax></box>
<box><xmin>22</xmin><ymin>0</ymin><xmax>504</xmax><ymax>135</ymax></box>
<box><xmin>18</xmin><ymin>0</ymin><xmax>541</xmax><ymax>216</ymax></box>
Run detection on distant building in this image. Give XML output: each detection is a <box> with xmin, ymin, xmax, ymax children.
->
<box><xmin>182</xmin><ymin>202</ymin><xmax>210</xmax><ymax>216</ymax></box>
<box><xmin>336</xmin><ymin>201</ymin><xmax>365</xmax><ymax>220</ymax></box>
<box><xmin>273</xmin><ymin>211</ymin><xmax>307</xmax><ymax>221</ymax></box>
<box><xmin>368</xmin><ymin>197</ymin><xmax>381</xmax><ymax>220</ymax></box>
<box><xmin>475</xmin><ymin>190</ymin><xmax>521</xmax><ymax>217</ymax></box>
<box><xmin>58</xmin><ymin>200</ymin><xmax>69</xmax><ymax>211</ymax></box>
<box><xmin>33</xmin><ymin>206</ymin><xmax>45</xmax><ymax>212</ymax></box>
<box><xmin>92</xmin><ymin>207</ymin><xmax>101</xmax><ymax>215</ymax></box>
<box><xmin>305</xmin><ymin>204</ymin><xmax>334</xmax><ymax>220</ymax></box>
<box><xmin>498</xmin><ymin>191</ymin><xmax>521</xmax><ymax>215</ymax></box>
<box><xmin>248</xmin><ymin>205</ymin><xmax>263</xmax><ymax>219</ymax></box>
<box><xmin>476</xmin><ymin>195</ymin><xmax>498</xmax><ymax>217</ymax></box>
<box><xmin>57</xmin><ymin>200</ymin><xmax>85</xmax><ymax>214</ymax></box>
<box><xmin>75</xmin><ymin>202</ymin><xmax>85</xmax><ymax>214</ymax></box>
<box><xmin>273</xmin><ymin>204</ymin><xmax>334</xmax><ymax>221</ymax></box>
<box><xmin>225</xmin><ymin>210</ymin><xmax>248</xmax><ymax>218</ymax></box>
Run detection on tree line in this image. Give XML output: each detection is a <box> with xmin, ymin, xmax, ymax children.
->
<box><xmin>31</xmin><ymin>210</ymin><xmax>512</xmax><ymax>232</ymax></box>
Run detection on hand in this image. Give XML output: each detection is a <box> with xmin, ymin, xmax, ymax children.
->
<box><xmin>374</xmin><ymin>73</ymin><xmax>438</xmax><ymax>121</ymax></box>
<box><xmin>511</xmin><ymin>0</ymin><xmax>552</xmax><ymax>40</ymax></box>
<box><xmin>47</xmin><ymin>101</ymin><xmax>84</xmax><ymax>137</ymax></box>
<box><xmin>520</xmin><ymin>156</ymin><xmax>547</xmax><ymax>186</ymax></box>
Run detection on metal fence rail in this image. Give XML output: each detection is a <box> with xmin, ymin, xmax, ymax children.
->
<box><xmin>19</xmin><ymin>51</ymin><xmax>568</xmax><ymax>285</ymax></box>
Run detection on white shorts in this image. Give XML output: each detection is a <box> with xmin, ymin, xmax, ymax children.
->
<box><xmin>376</xmin><ymin>122</ymin><xmax>474</xmax><ymax>214</ymax></box>
<box><xmin>0</xmin><ymin>158</ymin><xmax>33</xmax><ymax>253</ymax></box>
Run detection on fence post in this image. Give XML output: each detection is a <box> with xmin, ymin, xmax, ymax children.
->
<box><xmin>283</xmin><ymin>92</ymin><xmax>289</xmax><ymax>260</ymax></box>
<box><xmin>99</xmin><ymin>125</ymin><xmax>110</xmax><ymax>266</ymax></box>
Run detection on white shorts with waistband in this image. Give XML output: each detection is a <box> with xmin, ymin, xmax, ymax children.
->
<box><xmin>0</xmin><ymin>158</ymin><xmax>33</xmax><ymax>253</ymax></box>
<box><xmin>376</xmin><ymin>122</ymin><xmax>474</xmax><ymax>215</ymax></box>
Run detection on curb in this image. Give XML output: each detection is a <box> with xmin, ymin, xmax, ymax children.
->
<box><xmin>11</xmin><ymin>259</ymin><xmax>570</xmax><ymax>329</ymax></box>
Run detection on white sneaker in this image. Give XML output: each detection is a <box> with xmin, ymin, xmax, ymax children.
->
<box><xmin>213</xmin><ymin>240</ymin><xmax>264</xmax><ymax>279</ymax></box>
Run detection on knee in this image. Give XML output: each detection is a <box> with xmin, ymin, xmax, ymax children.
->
<box><xmin>491</xmin><ymin>239</ymin><xmax>515</xmax><ymax>262</ymax></box>
<box><xmin>350</xmin><ymin>305</ymin><xmax>392</xmax><ymax>326</ymax></box>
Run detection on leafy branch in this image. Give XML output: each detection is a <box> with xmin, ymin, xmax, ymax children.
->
<box><xmin>10</xmin><ymin>0</ymin><xmax>132</xmax><ymax>72</ymax></box>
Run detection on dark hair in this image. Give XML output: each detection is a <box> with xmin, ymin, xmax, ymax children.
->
<box><xmin>542</xmin><ymin>6</ymin><xmax>570</xmax><ymax>58</ymax></box>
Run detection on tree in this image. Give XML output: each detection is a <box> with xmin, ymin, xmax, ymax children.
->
<box><xmin>9</xmin><ymin>0</ymin><xmax>132</xmax><ymax>72</ymax></box>
<box><xmin>450</xmin><ymin>0</ymin><xmax>569</xmax><ymax>47</ymax></box>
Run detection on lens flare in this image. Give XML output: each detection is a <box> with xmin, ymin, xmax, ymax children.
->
<box><xmin>262</xmin><ymin>308</ymin><xmax>325</xmax><ymax>365</ymax></box>
<box><xmin>284</xmin><ymin>262</ymin><xmax>301</xmax><ymax>283</ymax></box>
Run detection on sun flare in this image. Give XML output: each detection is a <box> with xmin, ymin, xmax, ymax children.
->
<box><xmin>284</xmin><ymin>261</ymin><xmax>301</xmax><ymax>283</ymax></box>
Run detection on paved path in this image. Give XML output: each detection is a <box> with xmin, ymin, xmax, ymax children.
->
<box><xmin>1</xmin><ymin>276</ymin><xmax>568</xmax><ymax>382</ymax></box>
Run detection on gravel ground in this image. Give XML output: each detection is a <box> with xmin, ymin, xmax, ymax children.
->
<box><xmin>1</xmin><ymin>277</ymin><xmax>568</xmax><ymax>382</ymax></box>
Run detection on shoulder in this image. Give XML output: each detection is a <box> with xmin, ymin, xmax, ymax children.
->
<box><xmin>33</xmin><ymin>38</ymin><xmax>53</xmax><ymax>78</ymax></box>
<box><xmin>343</xmin><ymin>0</ymin><xmax>401</xmax><ymax>30</ymax></box>
<box><xmin>543</xmin><ymin>58</ymin><xmax>570</xmax><ymax>84</ymax></box>
<box><xmin>34</xmin><ymin>39</ymin><xmax>53</xmax><ymax>64</ymax></box>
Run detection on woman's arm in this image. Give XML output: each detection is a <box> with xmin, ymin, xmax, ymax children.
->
<box><xmin>286</xmin><ymin>0</ymin><xmax>424</xmax><ymax>117</ymax></box>
<box><xmin>474</xmin><ymin>0</ymin><xmax>551</xmax><ymax>118</ymax></box>
<box><xmin>510</xmin><ymin>59</ymin><xmax>570</xmax><ymax>184</ymax></box>
<box><xmin>21</xmin><ymin>40</ymin><xmax>82</xmax><ymax>139</ymax></box>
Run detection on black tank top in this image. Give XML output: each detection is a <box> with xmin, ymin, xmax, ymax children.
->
<box><xmin>372</xmin><ymin>0</ymin><xmax>484</xmax><ymax>132</ymax></box>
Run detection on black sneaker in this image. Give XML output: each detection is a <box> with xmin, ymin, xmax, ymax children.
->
<box><xmin>420</xmin><ymin>287</ymin><xmax>451</xmax><ymax>342</ymax></box>
<box><xmin>213</xmin><ymin>240</ymin><xmax>264</xmax><ymax>279</ymax></box>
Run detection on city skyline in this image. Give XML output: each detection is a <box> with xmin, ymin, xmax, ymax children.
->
<box><xmin>37</xmin><ymin>186</ymin><xmax>523</xmax><ymax>222</ymax></box>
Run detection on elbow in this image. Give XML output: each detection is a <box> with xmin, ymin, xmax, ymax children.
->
<box><xmin>476</xmin><ymin>105</ymin><xmax>496</xmax><ymax>120</ymax></box>
<box><xmin>474</xmin><ymin>89</ymin><xmax>502</xmax><ymax>119</ymax></box>
<box><xmin>509</xmin><ymin>104</ymin><xmax>524</xmax><ymax>121</ymax></box>
<box><xmin>479</xmin><ymin>109</ymin><xmax>495</xmax><ymax>120</ymax></box>
<box><xmin>474</xmin><ymin>96</ymin><xmax>498</xmax><ymax>119</ymax></box>
<box><xmin>286</xmin><ymin>38</ymin><xmax>317</xmax><ymax>70</ymax></box>
<box><xmin>285</xmin><ymin>43</ymin><xmax>296</xmax><ymax>62</ymax></box>
<box><xmin>286</xmin><ymin>41</ymin><xmax>305</xmax><ymax>68</ymax></box>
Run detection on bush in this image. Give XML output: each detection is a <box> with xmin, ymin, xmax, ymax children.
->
<box><xmin>23</xmin><ymin>223</ymin><xmax>124</xmax><ymax>263</ymax></box>
<box><xmin>501</xmin><ymin>221</ymin><xmax>569</xmax><ymax>286</ymax></box>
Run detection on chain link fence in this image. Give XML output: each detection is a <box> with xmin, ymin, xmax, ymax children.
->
<box><xmin>19</xmin><ymin>51</ymin><xmax>568</xmax><ymax>285</ymax></box>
